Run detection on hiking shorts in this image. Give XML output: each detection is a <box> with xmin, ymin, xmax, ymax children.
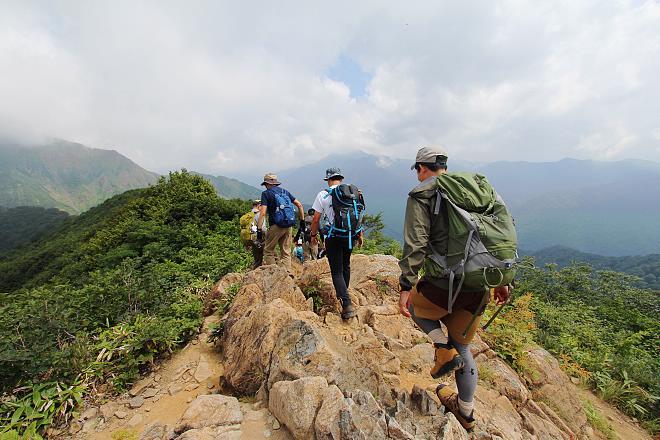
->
<box><xmin>411</xmin><ymin>279</ymin><xmax>490</xmax><ymax>345</ymax></box>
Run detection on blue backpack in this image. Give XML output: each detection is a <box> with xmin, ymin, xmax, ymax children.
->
<box><xmin>270</xmin><ymin>189</ymin><xmax>297</xmax><ymax>228</ymax></box>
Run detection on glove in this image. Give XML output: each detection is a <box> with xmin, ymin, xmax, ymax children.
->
<box><xmin>299</xmin><ymin>219</ymin><xmax>306</xmax><ymax>231</ymax></box>
<box><xmin>256</xmin><ymin>230</ymin><xmax>263</xmax><ymax>241</ymax></box>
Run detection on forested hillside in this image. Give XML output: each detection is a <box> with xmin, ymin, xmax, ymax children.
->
<box><xmin>0</xmin><ymin>207</ymin><xmax>69</xmax><ymax>254</ymax></box>
<box><xmin>0</xmin><ymin>171</ymin><xmax>251</xmax><ymax>436</ymax></box>
<box><xmin>491</xmin><ymin>261</ymin><xmax>660</xmax><ymax>433</ymax></box>
<box><xmin>0</xmin><ymin>140</ymin><xmax>159</xmax><ymax>214</ymax></box>
<box><xmin>528</xmin><ymin>246</ymin><xmax>660</xmax><ymax>290</ymax></box>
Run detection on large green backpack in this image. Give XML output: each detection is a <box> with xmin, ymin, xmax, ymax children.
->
<box><xmin>423</xmin><ymin>172</ymin><xmax>518</xmax><ymax>313</ymax></box>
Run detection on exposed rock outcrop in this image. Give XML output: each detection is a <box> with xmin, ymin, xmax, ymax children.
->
<box><xmin>212</xmin><ymin>254</ymin><xmax>603</xmax><ymax>439</ymax></box>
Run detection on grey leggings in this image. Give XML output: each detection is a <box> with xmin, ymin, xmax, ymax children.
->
<box><xmin>409</xmin><ymin>304</ymin><xmax>478</xmax><ymax>402</ymax></box>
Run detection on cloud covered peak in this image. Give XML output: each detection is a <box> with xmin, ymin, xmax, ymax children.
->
<box><xmin>1</xmin><ymin>0</ymin><xmax>659</xmax><ymax>174</ymax></box>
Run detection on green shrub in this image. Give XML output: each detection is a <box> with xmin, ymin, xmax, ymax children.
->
<box><xmin>0</xmin><ymin>380</ymin><xmax>85</xmax><ymax>439</ymax></box>
<box><xmin>0</xmin><ymin>171</ymin><xmax>252</xmax><ymax>436</ymax></box>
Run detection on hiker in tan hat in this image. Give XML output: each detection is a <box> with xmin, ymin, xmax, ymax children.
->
<box><xmin>256</xmin><ymin>173</ymin><xmax>305</xmax><ymax>270</ymax></box>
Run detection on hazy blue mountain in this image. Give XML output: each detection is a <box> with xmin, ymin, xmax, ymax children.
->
<box><xmin>0</xmin><ymin>140</ymin><xmax>159</xmax><ymax>214</ymax></box>
<box><xmin>525</xmin><ymin>245</ymin><xmax>660</xmax><ymax>290</ymax></box>
<box><xmin>277</xmin><ymin>154</ymin><xmax>660</xmax><ymax>256</ymax></box>
<box><xmin>193</xmin><ymin>172</ymin><xmax>261</xmax><ymax>200</ymax></box>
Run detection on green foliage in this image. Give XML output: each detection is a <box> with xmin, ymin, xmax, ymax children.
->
<box><xmin>529</xmin><ymin>245</ymin><xmax>660</xmax><ymax>290</ymax></box>
<box><xmin>301</xmin><ymin>280</ymin><xmax>324</xmax><ymax>313</ymax></box>
<box><xmin>111</xmin><ymin>429</ymin><xmax>138</xmax><ymax>440</ymax></box>
<box><xmin>513</xmin><ymin>260</ymin><xmax>660</xmax><ymax>433</ymax></box>
<box><xmin>582</xmin><ymin>400</ymin><xmax>618</xmax><ymax>440</ymax></box>
<box><xmin>354</xmin><ymin>213</ymin><xmax>402</xmax><ymax>258</ymax></box>
<box><xmin>0</xmin><ymin>380</ymin><xmax>85</xmax><ymax>439</ymax></box>
<box><xmin>481</xmin><ymin>293</ymin><xmax>539</xmax><ymax>378</ymax></box>
<box><xmin>0</xmin><ymin>207</ymin><xmax>70</xmax><ymax>255</ymax></box>
<box><xmin>0</xmin><ymin>171</ymin><xmax>252</xmax><ymax>436</ymax></box>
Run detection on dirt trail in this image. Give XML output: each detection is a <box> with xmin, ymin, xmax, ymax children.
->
<box><xmin>578</xmin><ymin>388</ymin><xmax>651</xmax><ymax>440</ymax></box>
<box><xmin>73</xmin><ymin>315</ymin><xmax>292</xmax><ymax>440</ymax></box>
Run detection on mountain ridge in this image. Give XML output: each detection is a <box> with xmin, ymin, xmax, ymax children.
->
<box><xmin>276</xmin><ymin>153</ymin><xmax>660</xmax><ymax>256</ymax></box>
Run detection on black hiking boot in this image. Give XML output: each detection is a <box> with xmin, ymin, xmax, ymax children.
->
<box><xmin>341</xmin><ymin>303</ymin><xmax>357</xmax><ymax>320</ymax></box>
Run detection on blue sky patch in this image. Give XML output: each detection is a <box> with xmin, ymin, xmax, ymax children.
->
<box><xmin>326</xmin><ymin>55</ymin><xmax>372</xmax><ymax>99</ymax></box>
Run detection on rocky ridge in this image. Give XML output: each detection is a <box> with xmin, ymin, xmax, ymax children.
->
<box><xmin>72</xmin><ymin>254</ymin><xmax>650</xmax><ymax>440</ymax></box>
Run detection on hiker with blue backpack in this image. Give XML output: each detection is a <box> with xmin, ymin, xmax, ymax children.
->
<box><xmin>398</xmin><ymin>146</ymin><xmax>516</xmax><ymax>431</ymax></box>
<box><xmin>310</xmin><ymin>168</ymin><xmax>365</xmax><ymax>320</ymax></box>
<box><xmin>257</xmin><ymin>173</ymin><xmax>305</xmax><ymax>271</ymax></box>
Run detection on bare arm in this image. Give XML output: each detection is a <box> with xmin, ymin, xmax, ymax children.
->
<box><xmin>293</xmin><ymin>199</ymin><xmax>305</xmax><ymax>220</ymax></box>
<box><xmin>257</xmin><ymin>205</ymin><xmax>267</xmax><ymax>229</ymax></box>
<box><xmin>310</xmin><ymin>212</ymin><xmax>322</xmax><ymax>245</ymax></box>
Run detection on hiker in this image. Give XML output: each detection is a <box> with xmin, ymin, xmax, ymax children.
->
<box><xmin>304</xmin><ymin>208</ymin><xmax>319</xmax><ymax>260</ymax></box>
<box><xmin>257</xmin><ymin>173</ymin><xmax>305</xmax><ymax>270</ymax></box>
<box><xmin>398</xmin><ymin>146</ymin><xmax>515</xmax><ymax>431</ymax></box>
<box><xmin>310</xmin><ymin>168</ymin><xmax>365</xmax><ymax>319</ymax></box>
<box><xmin>239</xmin><ymin>200</ymin><xmax>266</xmax><ymax>269</ymax></box>
<box><xmin>294</xmin><ymin>238</ymin><xmax>305</xmax><ymax>263</ymax></box>
<box><xmin>293</xmin><ymin>209</ymin><xmax>318</xmax><ymax>262</ymax></box>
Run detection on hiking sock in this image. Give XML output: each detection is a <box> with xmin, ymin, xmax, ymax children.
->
<box><xmin>428</xmin><ymin>328</ymin><xmax>449</xmax><ymax>345</ymax></box>
<box><xmin>458</xmin><ymin>397</ymin><xmax>474</xmax><ymax>420</ymax></box>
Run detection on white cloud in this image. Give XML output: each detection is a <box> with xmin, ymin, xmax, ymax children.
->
<box><xmin>0</xmin><ymin>0</ymin><xmax>659</xmax><ymax>175</ymax></box>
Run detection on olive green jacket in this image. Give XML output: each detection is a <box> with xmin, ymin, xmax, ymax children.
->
<box><xmin>398</xmin><ymin>175</ymin><xmax>450</xmax><ymax>291</ymax></box>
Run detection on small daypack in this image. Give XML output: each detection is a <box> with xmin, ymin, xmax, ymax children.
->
<box><xmin>239</xmin><ymin>211</ymin><xmax>256</xmax><ymax>246</ymax></box>
<box><xmin>423</xmin><ymin>172</ymin><xmax>517</xmax><ymax>313</ymax></box>
<box><xmin>325</xmin><ymin>183</ymin><xmax>365</xmax><ymax>248</ymax></box>
<box><xmin>270</xmin><ymin>189</ymin><xmax>297</xmax><ymax>228</ymax></box>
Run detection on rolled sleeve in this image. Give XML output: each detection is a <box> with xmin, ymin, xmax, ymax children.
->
<box><xmin>398</xmin><ymin>195</ymin><xmax>431</xmax><ymax>291</ymax></box>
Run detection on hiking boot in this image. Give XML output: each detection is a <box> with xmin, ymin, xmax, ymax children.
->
<box><xmin>341</xmin><ymin>303</ymin><xmax>357</xmax><ymax>320</ymax></box>
<box><xmin>435</xmin><ymin>384</ymin><xmax>476</xmax><ymax>431</ymax></box>
<box><xmin>430</xmin><ymin>343</ymin><xmax>464</xmax><ymax>378</ymax></box>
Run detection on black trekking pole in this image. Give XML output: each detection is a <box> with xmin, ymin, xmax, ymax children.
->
<box><xmin>481</xmin><ymin>282</ymin><xmax>515</xmax><ymax>332</ymax></box>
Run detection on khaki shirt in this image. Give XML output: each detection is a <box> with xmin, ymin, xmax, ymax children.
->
<box><xmin>398</xmin><ymin>176</ymin><xmax>449</xmax><ymax>291</ymax></box>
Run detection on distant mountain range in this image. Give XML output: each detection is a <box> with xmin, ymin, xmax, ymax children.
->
<box><xmin>3</xmin><ymin>141</ymin><xmax>659</xmax><ymax>256</ymax></box>
<box><xmin>277</xmin><ymin>153</ymin><xmax>660</xmax><ymax>256</ymax></box>
<box><xmin>0</xmin><ymin>140</ymin><xmax>159</xmax><ymax>214</ymax></box>
<box><xmin>192</xmin><ymin>172</ymin><xmax>261</xmax><ymax>201</ymax></box>
<box><xmin>0</xmin><ymin>141</ymin><xmax>262</xmax><ymax>214</ymax></box>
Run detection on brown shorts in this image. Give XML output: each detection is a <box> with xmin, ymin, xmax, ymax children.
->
<box><xmin>411</xmin><ymin>279</ymin><xmax>490</xmax><ymax>345</ymax></box>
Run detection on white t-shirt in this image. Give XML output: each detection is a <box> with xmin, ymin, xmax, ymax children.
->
<box><xmin>312</xmin><ymin>185</ymin><xmax>338</xmax><ymax>227</ymax></box>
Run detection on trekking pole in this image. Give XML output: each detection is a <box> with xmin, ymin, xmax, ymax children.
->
<box><xmin>481</xmin><ymin>283</ymin><xmax>514</xmax><ymax>332</ymax></box>
<box><xmin>481</xmin><ymin>300</ymin><xmax>508</xmax><ymax>331</ymax></box>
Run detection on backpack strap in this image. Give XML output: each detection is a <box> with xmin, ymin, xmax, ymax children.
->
<box><xmin>447</xmin><ymin>228</ymin><xmax>473</xmax><ymax>314</ymax></box>
<box><xmin>434</xmin><ymin>190</ymin><xmax>442</xmax><ymax>215</ymax></box>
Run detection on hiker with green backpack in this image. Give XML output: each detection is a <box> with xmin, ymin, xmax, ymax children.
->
<box><xmin>398</xmin><ymin>146</ymin><xmax>517</xmax><ymax>431</ymax></box>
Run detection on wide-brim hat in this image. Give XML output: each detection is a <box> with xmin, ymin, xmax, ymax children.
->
<box><xmin>324</xmin><ymin>167</ymin><xmax>344</xmax><ymax>181</ymax></box>
<box><xmin>261</xmin><ymin>173</ymin><xmax>281</xmax><ymax>186</ymax></box>
<box><xmin>411</xmin><ymin>146</ymin><xmax>449</xmax><ymax>169</ymax></box>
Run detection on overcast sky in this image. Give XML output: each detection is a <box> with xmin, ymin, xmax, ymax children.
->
<box><xmin>1</xmin><ymin>0</ymin><xmax>659</xmax><ymax>175</ymax></box>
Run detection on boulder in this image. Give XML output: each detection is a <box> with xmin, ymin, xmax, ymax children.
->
<box><xmin>174</xmin><ymin>394</ymin><xmax>242</xmax><ymax>434</ymax></box>
<box><xmin>314</xmin><ymin>385</ymin><xmax>349</xmax><ymax>440</ymax></box>
<box><xmin>269</xmin><ymin>377</ymin><xmax>329</xmax><ymax>439</ymax></box>
<box><xmin>479</xmin><ymin>356</ymin><xmax>529</xmax><ymax>403</ymax></box>
<box><xmin>175</xmin><ymin>425</ymin><xmax>241</xmax><ymax>440</ymax></box>
<box><xmin>222</xmin><ymin>299</ymin><xmax>300</xmax><ymax>394</ymax></box>
<box><xmin>140</xmin><ymin>422</ymin><xmax>168</xmax><ymax>440</ymax></box>
<box><xmin>206</xmin><ymin>272</ymin><xmax>245</xmax><ymax>314</ymax></box>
